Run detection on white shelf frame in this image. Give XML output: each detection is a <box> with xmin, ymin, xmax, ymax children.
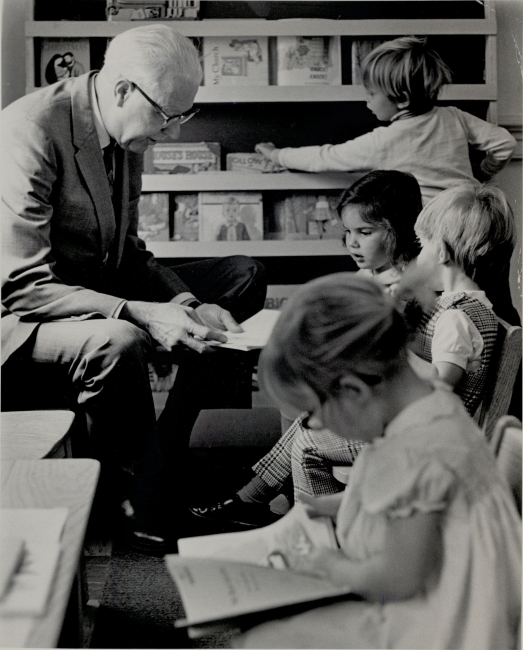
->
<box><xmin>142</xmin><ymin>171</ymin><xmax>359</xmax><ymax>192</ymax></box>
<box><xmin>26</xmin><ymin>16</ymin><xmax>496</xmax><ymax>38</ymax></box>
<box><xmin>146</xmin><ymin>239</ymin><xmax>347</xmax><ymax>258</ymax></box>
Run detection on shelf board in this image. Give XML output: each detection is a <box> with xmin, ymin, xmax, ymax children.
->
<box><xmin>192</xmin><ymin>84</ymin><xmax>496</xmax><ymax>103</ymax></box>
<box><xmin>25</xmin><ymin>83</ymin><xmax>497</xmax><ymax>103</ymax></box>
<box><xmin>141</xmin><ymin>171</ymin><xmax>359</xmax><ymax>192</ymax></box>
<box><xmin>146</xmin><ymin>239</ymin><xmax>347</xmax><ymax>258</ymax></box>
<box><xmin>26</xmin><ymin>17</ymin><xmax>496</xmax><ymax>38</ymax></box>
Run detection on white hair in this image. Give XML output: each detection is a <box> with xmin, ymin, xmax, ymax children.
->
<box><xmin>102</xmin><ymin>24</ymin><xmax>202</xmax><ymax>94</ymax></box>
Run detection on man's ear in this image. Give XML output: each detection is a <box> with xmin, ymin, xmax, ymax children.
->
<box><xmin>396</xmin><ymin>93</ymin><xmax>410</xmax><ymax>111</ymax></box>
<box><xmin>114</xmin><ymin>78</ymin><xmax>132</xmax><ymax>107</ymax></box>
<box><xmin>337</xmin><ymin>374</ymin><xmax>373</xmax><ymax>403</ymax></box>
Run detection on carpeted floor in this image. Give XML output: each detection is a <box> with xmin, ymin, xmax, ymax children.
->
<box><xmin>89</xmin><ymin>446</ymin><xmax>273</xmax><ymax>649</ymax></box>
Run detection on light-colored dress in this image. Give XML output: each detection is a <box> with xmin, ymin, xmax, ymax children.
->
<box><xmin>237</xmin><ymin>389</ymin><xmax>521</xmax><ymax>649</ymax></box>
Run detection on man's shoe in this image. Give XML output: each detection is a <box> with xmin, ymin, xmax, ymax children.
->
<box><xmin>189</xmin><ymin>495</ymin><xmax>280</xmax><ymax>529</ymax></box>
<box><xmin>129</xmin><ymin>531</ymin><xmax>168</xmax><ymax>557</ymax></box>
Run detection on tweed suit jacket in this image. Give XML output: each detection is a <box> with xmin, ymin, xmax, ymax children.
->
<box><xmin>1</xmin><ymin>72</ymin><xmax>190</xmax><ymax>364</ymax></box>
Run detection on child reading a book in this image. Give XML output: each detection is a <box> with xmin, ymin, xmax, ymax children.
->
<box><xmin>190</xmin><ymin>169</ymin><xmax>423</xmax><ymax>526</ymax></box>
<box><xmin>191</xmin><ymin>183</ymin><xmax>515</xmax><ymax>522</ymax></box>
<box><xmin>255</xmin><ymin>37</ymin><xmax>516</xmax><ymax>206</ymax></box>
<box><xmin>233</xmin><ymin>272</ymin><xmax>521</xmax><ymax>650</ymax></box>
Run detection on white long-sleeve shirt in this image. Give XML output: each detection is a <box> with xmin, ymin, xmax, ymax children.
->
<box><xmin>273</xmin><ymin>106</ymin><xmax>516</xmax><ymax>204</ymax></box>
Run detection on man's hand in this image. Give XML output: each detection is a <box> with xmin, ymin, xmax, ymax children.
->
<box><xmin>125</xmin><ymin>301</ymin><xmax>228</xmax><ymax>353</ymax></box>
<box><xmin>194</xmin><ymin>303</ymin><xmax>244</xmax><ymax>333</ymax></box>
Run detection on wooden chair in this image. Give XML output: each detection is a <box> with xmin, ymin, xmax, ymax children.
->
<box><xmin>475</xmin><ymin>318</ymin><xmax>522</xmax><ymax>442</ymax></box>
<box><xmin>490</xmin><ymin>415</ymin><xmax>522</xmax><ymax>513</ymax></box>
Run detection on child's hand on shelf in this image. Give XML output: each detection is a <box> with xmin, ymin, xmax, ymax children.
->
<box><xmin>255</xmin><ymin>142</ymin><xmax>279</xmax><ymax>162</ymax></box>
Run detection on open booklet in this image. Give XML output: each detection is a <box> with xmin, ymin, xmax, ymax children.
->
<box><xmin>165</xmin><ymin>503</ymin><xmax>353</xmax><ymax>637</ymax></box>
<box><xmin>208</xmin><ymin>308</ymin><xmax>281</xmax><ymax>351</ymax></box>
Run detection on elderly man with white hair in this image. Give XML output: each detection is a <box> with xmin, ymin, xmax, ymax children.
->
<box><xmin>1</xmin><ymin>25</ymin><xmax>266</xmax><ymax>552</ymax></box>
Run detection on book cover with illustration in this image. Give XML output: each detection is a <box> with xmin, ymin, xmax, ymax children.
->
<box><xmin>144</xmin><ymin>142</ymin><xmax>220</xmax><ymax>174</ymax></box>
<box><xmin>165</xmin><ymin>503</ymin><xmax>352</xmax><ymax>636</ymax></box>
<box><xmin>226</xmin><ymin>152</ymin><xmax>285</xmax><ymax>173</ymax></box>
<box><xmin>137</xmin><ymin>193</ymin><xmax>170</xmax><ymax>241</ymax></box>
<box><xmin>351</xmin><ymin>39</ymin><xmax>388</xmax><ymax>84</ymax></box>
<box><xmin>106</xmin><ymin>1</ymin><xmax>199</xmax><ymax>20</ymax></box>
<box><xmin>198</xmin><ymin>192</ymin><xmax>263</xmax><ymax>242</ymax></box>
<box><xmin>270</xmin><ymin>194</ymin><xmax>342</xmax><ymax>240</ymax></box>
<box><xmin>276</xmin><ymin>36</ymin><xmax>341</xmax><ymax>86</ymax></box>
<box><xmin>40</xmin><ymin>38</ymin><xmax>90</xmax><ymax>86</ymax></box>
<box><xmin>173</xmin><ymin>193</ymin><xmax>199</xmax><ymax>241</ymax></box>
<box><xmin>203</xmin><ymin>37</ymin><xmax>269</xmax><ymax>86</ymax></box>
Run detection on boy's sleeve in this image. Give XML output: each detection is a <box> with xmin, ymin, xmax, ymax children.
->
<box><xmin>431</xmin><ymin>309</ymin><xmax>484</xmax><ymax>371</ymax></box>
<box><xmin>275</xmin><ymin>130</ymin><xmax>378</xmax><ymax>173</ymax></box>
<box><xmin>453</xmin><ymin>107</ymin><xmax>516</xmax><ymax>178</ymax></box>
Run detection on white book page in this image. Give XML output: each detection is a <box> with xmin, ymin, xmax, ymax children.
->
<box><xmin>166</xmin><ymin>556</ymin><xmax>352</xmax><ymax>627</ymax></box>
<box><xmin>210</xmin><ymin>309</ymin><xmax>281</xmax><ymax>351</ymax></box>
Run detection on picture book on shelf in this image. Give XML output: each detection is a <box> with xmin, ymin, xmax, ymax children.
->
<box><xmin>40</xmin><ymin>38</ymin><xmax>90</xmax><ymax>87</ymax></box>
<box><xmin>271</xmin><ymin>194</ymin><xmax>343</xmax><ymax>240</ymax></box>
<box><xmin>144</xmin><ymin>142</ymin><xmax>220</xmax><ymax>174</ymax></box>
<box><xmin>203</xmin><ymin>37</ymin><xmax>269</xmax><ymax>86</ymax></box>
<box><xmin>351</xmin><ymin>38</ymin><xmax>388</xmax><ymax>84</ymax></box>
<box><xmin>165</xmin><ymin>503</ymin><xmax>352</xmax><ymax>636</ymax></box>
<box><xmin>226</xmin><ymin>152</ymin><xmax>285</xmax><ymax>173</ymax></box>
<box><xmin>137</xmin><ymin>193</ymin><xmax>170</xmax><ymax>241</ymax></box>
<box><xmin>276</xmin><ymin>36</ymin><xmax>341</xmax><ymax>86</ymax></box>
<box><xmin>173</xmin><ymin>194</ymin><xmax>199</xmax><ymax>241</ymax></box>
<box><xmin>198</xmin><ymin>192</ymin><xmax>263</xmax><ymax>242</ymax></box>
<box><xmin>106</xmin><ymin>0</ymin><xmax>199</xmax><ymax>20</ymax></box>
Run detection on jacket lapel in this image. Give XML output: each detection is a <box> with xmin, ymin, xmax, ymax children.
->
<box><xmin>71</xmin><ymin>72</ymin><xmax>115</xmax><ymax>257</ymax></box>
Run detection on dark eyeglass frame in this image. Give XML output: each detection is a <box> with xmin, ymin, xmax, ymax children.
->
<box><xmin>129</xmin><ymin>80</ymin><xmax>199</xmax><ymax>128</ymax></box>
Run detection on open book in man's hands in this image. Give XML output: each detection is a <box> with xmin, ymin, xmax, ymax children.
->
<box><xmin>165</xmin><ymin>503</ymin><xmax>353</xmax><ymax>637</ymax></box>
<box><xmin>210</xmin><ymin>309</ymin><xmax>281</xmax><ymax>351</ymax></box>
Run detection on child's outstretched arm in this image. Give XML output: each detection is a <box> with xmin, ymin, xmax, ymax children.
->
<box><xmin>288</xmin><ymin>510</ymin><xmax>442</xmax><ymax>602</ymax></box>
<box><xmin>255</xmin><ymin>131</ymin><xmax>377</xmax><ymax>174</ymax></box>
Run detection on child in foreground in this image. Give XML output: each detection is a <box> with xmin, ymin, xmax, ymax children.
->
<box><xmin>233</xmin><ymin>273</ymin><xmax>521</xmax><ymax>650</ymax></box>
<box><xmin>256</xmin><ymin>37</ymin><xmax>516</xmax><ymax>206</ymax></box>
<box><xmin>190</xmin><ymin>170</ymin><xmax>423</xmax><ymax>526</ymax></box>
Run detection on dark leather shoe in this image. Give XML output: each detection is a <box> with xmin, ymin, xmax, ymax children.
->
<box><xmin>129</xmin><ymin>531</ymin><xmax>168</xmax><ymax>557</ymax></box>
<box><xmin>189</xmin><ymin>495</ymin><xmax>280</xmax><ymax>529</ymax></box>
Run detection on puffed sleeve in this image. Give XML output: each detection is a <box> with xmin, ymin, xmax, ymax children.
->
<box><xmin>360</xmin><ymin>450</ymin><xmax>456</xmax><ymax>518</ymax></box>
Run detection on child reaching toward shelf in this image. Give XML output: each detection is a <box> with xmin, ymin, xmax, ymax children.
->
<box><xmin>255</xmin><ymin>37</ymin><xmax>516</xmax><ymax>206</ymax></box>
<box><xmin>233</xmin><ymin>272</ymin><xmax>521</xmax><ymax>650</ymax></box>
<box><xmin>190</xmin><ymin>182</ymin><xmax>516</xmax><ymax>523</ymax></box>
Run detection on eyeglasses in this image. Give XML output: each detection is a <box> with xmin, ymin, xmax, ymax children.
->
<box><xmin>129</xmin><ymin>81</ymin><xmax>199</xmax><ymax>129</ymax></box>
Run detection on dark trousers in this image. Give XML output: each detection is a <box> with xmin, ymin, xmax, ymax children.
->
<box><xmin>2</xmin><ymin>255</ymin><xmax>267</xmax><ymax>534</ymax></box>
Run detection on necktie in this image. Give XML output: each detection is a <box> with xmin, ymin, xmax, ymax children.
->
<box><xmin>103</xmin><ymin>140</ymin><xmax>116</xmax><ymax>194</ymax></box>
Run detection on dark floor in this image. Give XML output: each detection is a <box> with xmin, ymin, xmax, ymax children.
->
<box><xmin>81</xmin><ymin>384</ymin><xmax>282</xmax><ymax>649</ymax></box>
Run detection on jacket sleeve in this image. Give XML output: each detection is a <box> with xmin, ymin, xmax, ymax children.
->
<box><xmin>1</xmin><ymin>114</ymin><xmax>124</xmax><ymax>322</ymax></box>
<box><xmin>275</xmin><ymin>129</ymin><xmax>378</xmax><ymax>173</ymax></box>
<box><xmin>114</xmin><ymin>152</ymin><xmax>192</xmax><ymax>302</ymax></box>
<box><xmin>453</xmin><ymin>107</ymin><xmax>516</xmax><ymax>178</ymax></box>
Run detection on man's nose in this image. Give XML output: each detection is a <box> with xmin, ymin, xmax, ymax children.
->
<box><xmin>158</xmin><ymin>122</ymin><xmax>181</xmax><ymax>141</ymax></box>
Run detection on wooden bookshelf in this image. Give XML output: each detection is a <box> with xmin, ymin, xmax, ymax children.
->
<box><xmin>25</xmin><ymin>2</ymin><xmax>499</xmax><ymax>261</ymax></box>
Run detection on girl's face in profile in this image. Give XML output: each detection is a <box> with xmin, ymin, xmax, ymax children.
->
<box><xmin>342</xmin><ymin>205</ymin><xmax>392</xmax><ymax>274</ymax></box>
